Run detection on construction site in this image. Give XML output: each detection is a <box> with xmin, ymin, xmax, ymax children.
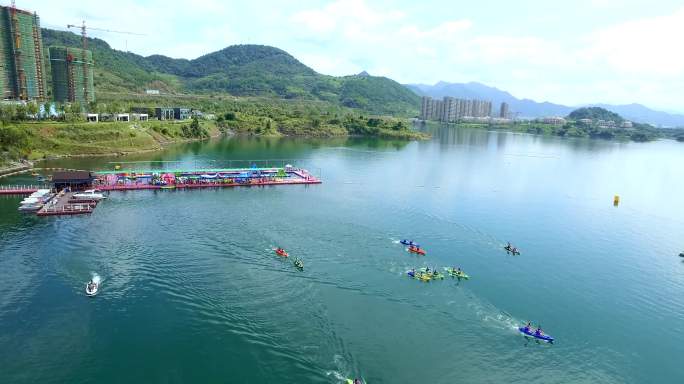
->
<box><xmin>0</xmin><ymin>4</ymin><xmax>47</xmax><ymax>100</ymax></box>
<box><xmin>49</xmin><ymin>46</ymin><xmax>94</xmax><ymax>103</ymax></box>
<box><xmin>0</xmin><ymin>3</ymin><xmax>97</xmax><ymax>104</ymax></box>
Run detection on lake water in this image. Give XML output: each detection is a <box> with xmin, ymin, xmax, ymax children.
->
<box><xmin>1</xmin><ymin>126</ymin><xmax>683</xmax><ymax>383</ymax></box>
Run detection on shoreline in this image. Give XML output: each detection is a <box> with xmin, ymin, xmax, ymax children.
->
<box><xmin>1</xmin><ymin>128</ymin><xmax>427</xmax><ymax>177</ymax></box>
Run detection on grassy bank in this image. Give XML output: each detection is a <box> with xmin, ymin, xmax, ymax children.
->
<box><xmin>1</xmin><ymin>111</ymin><xmax>426</xmax><ymax>166</ymax></box>
<box><xmin>0</xmin><ymin>119</ymin><xmax>220</xmax><ymax>166</ymax></box>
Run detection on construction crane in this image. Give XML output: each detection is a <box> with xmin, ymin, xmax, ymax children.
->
<box><xmin>66</xmin><ymin>21</ymin><xmax>144</xmax><ymax>102</ymax></box>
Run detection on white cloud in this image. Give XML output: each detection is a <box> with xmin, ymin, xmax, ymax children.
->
<box><xmin>583</xmin><ymin>7</ymin><xmax>684</xmax><ymax>76</ymax></box>
<box><xmin>288</xmin><ymin>0</ymin><xmax>684</xmax><ymax>111</ymax></box>
<box><xmin>24</xmin><ymin>0</ymin><xmax>684</xmax><ymax>111</ymax></box>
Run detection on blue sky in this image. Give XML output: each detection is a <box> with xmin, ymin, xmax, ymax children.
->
<box><xmin>29</xmin><ymin>0</ymin><xmax>684</xmax><ymax>112</ymax></box>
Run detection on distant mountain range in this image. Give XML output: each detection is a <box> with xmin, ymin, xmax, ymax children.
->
<box><xmin>407</xmin><ymin>82</ymin><xmax>684</xmax><ymax>127</ymax></box>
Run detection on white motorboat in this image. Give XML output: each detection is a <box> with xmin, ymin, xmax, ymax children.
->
<box><xmin>85</xmin><ymin>281</ymin><xmax>99</xmax><ymax>297</ymax></box>
<box><xmin>73</xmin><ymin>189</ymin><xmax>106</xmax><ymax>201</ymax></box>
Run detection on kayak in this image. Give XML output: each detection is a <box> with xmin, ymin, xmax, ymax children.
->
<box><xmin>400</xmin><ymin>239</ymin><xmax>420</xmax><ymax>247</ymax></box>
<box><xmin>346</xmin><ymin>379</ymin><xmax>365</xmax><ymax>384</ymax></box>
<box><xmin>443</xmin><ymin>267</ymin><xmax>470</xmax><ymax>279</ymax></box>
<box><xmin>417</xmin><ymin>268</ymin><xmax>443</xmax><ymax>280</ymax></box>
<box><xmin>519</xmin><ymin>327</ymin><xmax>554</xmax><ymax>343</ymax></box>
<box><xmin>504</xmin><ymin>246</ymin><xmax>521</xmax><ymax>255</ymax></box>
<box><xmin>85</xmin><ymin>282</ymin><xmax>99</xmax><ymax>297</ymax></box>
<box><xmin>407</xmin><ymin>270</ymin><xmax>432</xmax><ymax>280</ymax></box>
<box><xmin>294</xmin><ymin>259</ymin><xmax>304</xmax><ymax>270</ymax></box>
<box><xmin>418</xmin><ymin>273</ymin><xmax>431</xmax><ymax>282</ymax></box>
<box><xmin>275</xmin><ymin>249</ymin><xmax>289</xmax><ymax>257</ymax></box>
<box><xmin>679</xmin><ymin>252</ymin><xmax>684</xmax><ymax>257</ymax></box>
<box><xmin>409</xmin><ymin>247</ymin><xmax>426</xmax><ymax>255</ymax></box>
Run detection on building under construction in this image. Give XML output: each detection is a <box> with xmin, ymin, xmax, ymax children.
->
<box><xmin>0</xmin><ymin>5</ymin><xmax>47</xmax><ymax>100</ymax></box>
<box><xmin>49</xmin><ymin>46</ymin><xmax>95</xmax><ymax>104</ymax></box>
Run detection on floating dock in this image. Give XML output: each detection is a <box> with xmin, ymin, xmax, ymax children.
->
<box><xmin>0</xmin><ymin>186</ymin><xmax>39</xmax><ymax>195</ymax></box>
<box><xmin>36</xmin><ymin>192</ymin><xmax>97</xmax><ymax>216</ymax></box>
<box><xmin>93</xmin><ymin>166</ymin><xmax>321</xmax><ymax>192</ymax></box>
<box><xmin>3</xmin><ymin>164</ymin><xmax>321</xmax><ymax>217</ymax></box>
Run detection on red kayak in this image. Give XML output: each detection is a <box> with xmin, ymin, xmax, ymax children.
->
<box><xmin>275</xmin><ymin>248</ymin><xmax>289</xmax><ymax>257</ymax></box>
<box><xmin>409</xmin><ymin>246</ymin><xmax>426</xmax><ymax>255</ymax></box>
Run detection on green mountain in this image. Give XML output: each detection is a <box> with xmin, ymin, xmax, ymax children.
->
<box><xmin>40</xmin><ymin>29</ymin><xmax>419</xmax><ymax>116</ymax></box>
<box><xmin>567</xmin><ymin>107</ymin><xmax>624</xmax><ymax>122</ymax></box>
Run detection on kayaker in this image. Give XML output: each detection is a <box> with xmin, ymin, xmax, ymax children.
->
<box><xmin>535</xmin><ymin>327</ymin><xmax>543</xmax><ymax>336</ymax></box>
<box><xmin>506</xmin><ymin>242</ymin><xmax>511</xmax><ymax>250</ymax></box>
<box><xmin>524</xmin><ymin>321</ymin><xmax>531</xmax><ymax>332</ymax></box>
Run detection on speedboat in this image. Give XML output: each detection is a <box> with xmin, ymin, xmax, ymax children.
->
<box><xmin>85</xmin><ymin>281</ymin><xmax>99</xmax><ymax>297</ymax></box>
<box><xmin>73</xmin><ymin>189</ymin><xmax>106</xmax><ymax>201</ymax></box>
<box><xmin>18</xmin><ymin>190</ymin><xmax>53</xmax><ymax>211</ymax></box>
<box><xmin>18</xmin><ymin>202</ymin><xmax>42</xmax><ymax>212</ymax></box>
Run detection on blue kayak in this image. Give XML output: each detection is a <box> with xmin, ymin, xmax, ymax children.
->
<box><xmin>519</xmin><ymin>327</ymin><xmax>554</xmax><ymax>343</ymax></box>
<box><xmin>400</xmin><ymin>239</ymin><xmax>420</xmax><ymax>247</ymax></box>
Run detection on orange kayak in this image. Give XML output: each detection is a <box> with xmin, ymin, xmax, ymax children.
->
<box><xmin>275</xmin><ymin>249</ymin><xmax>289</xmax><ymax>257</ymax></box>
<box><xmin>409</xmin><ymin>247</ymin><xmax>426</xmax><ymax>255</ymax></box>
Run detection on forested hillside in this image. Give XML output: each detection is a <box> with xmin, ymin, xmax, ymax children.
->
<box><xmin>41</xmin><ymin>29</ymin><xmax>419</xmax><ymax>116</ymax></box>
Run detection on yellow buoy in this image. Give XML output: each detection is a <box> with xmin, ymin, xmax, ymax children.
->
<box><xmin>114</xmin><ymin>165</ymin><xmax>121</xmax><ymax>170</ymax></box>
<box><xmin>613</xmin><ymin>195</ymin><xmax>620</xmax><ymax>206</ymax></box>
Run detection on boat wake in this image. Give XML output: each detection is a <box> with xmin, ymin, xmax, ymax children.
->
<box><xmin>325</xmin><ymin>370</ymin><xmax>348</xmax><ymax>382</ymax></box>
<box><xmin>326</xmin><ymin>354</ymin><xmax>354</xmax><ymax>383</ymax></box>
<box><xmin>91</xmin><ymin>273</ymin><xmax>102</xmax><ymax>285</ymax></box>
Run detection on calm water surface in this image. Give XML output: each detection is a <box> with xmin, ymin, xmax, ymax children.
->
<box><xmin>1</xmin><ymin>127</ymin><xmax>683</xmax><ymax>383</ymax></box>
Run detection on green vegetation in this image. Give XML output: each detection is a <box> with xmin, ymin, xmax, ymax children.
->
<box><xmin>445</xmin><ymin>107</ymin><xmax>684</xmax><ymax>143</ymax></box>
<box><xmin>41</xmin><ymin>29</ymin><xmax>420</xmax><ymax>117</ymax></box>
<box><xmin>0</xmin><ymin>97</ymin><xmax>426</xmax><ymax>166</ymax></box>
<box><xmin>0</xmin><ymin>118</ymin><xmax>219</xmax><ymax>167</ymax></box>
<box><xmin>568</xmin><ymin>107</ymin><xmax>624</xmax><ymax>123</ymax></box>
<box><xmin>451</xmin><ymin>121</ymin><xmax>667</xmax><ymax>142</ymax></box>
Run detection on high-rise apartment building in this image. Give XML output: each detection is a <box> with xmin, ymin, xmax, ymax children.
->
<box><xmin>421</xmin><ymin>96</ymin><xmax>493</xmax><ymax>122</ymax></box>
<box><xmin>0</xmin><ymin>5</ymin><xmax>47</xmax><ymax>100</ymax></box>
<box><xmin>500</xmin><ymin>102</ymin><xmax>509</xmax><ymax>118</ymax></box>
<box><xmin>49</xmin><ymin>46</ymin><xmax>95</xmax><ymax>104</ymax></box>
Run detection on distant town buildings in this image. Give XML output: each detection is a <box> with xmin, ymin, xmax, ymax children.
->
<box><xmin>573</xmin><ymin>118</ymin><xmax>633</xmax><ymax>129</ymax></box>
<box><xmin>540</xmin><ymin>117</ymin><xmax>567</xmax><ymax>125</ymax></box>
<box><xmin>500</xmin><ymin>102</ymin><xmax>509</xmax><ymax>118</ymax></box>
<box><xmin>420</xmin><ymin>96</ymin><xmax>495</xmax><ymax>122</ymax></box>
<box><xmin>130</xmin><ymin>106</ymin><xmax>197</xmax><ymax>121</ymax></box>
